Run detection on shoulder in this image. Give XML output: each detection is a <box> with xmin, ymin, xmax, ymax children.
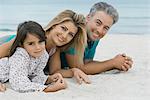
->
<box><xmin>9</xmin><ymin>47</ymin><xmax>30</xmax><ymax>68</ymax></box>
<box><xmin>40</xmin><ymin>50</ymin><xmax>49</xmax><ymax>60</ymax></box>
<box><xmin>10</xmin><ymin>47</ymin><xmax>30</xmax><ymax>61</ymax></box>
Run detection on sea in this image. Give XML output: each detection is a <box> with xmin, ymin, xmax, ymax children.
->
<box><xmin>0</xmin><ymin>0</ymin><xmax>150</xmax><ymax>35</ymax></box>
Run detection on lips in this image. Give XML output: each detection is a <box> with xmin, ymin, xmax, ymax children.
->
<box><xmin>92</xmin><ymin>33</ymin><xmax>99</xmax><ymax>39</ymax></box>
<box><xmin>34</xmin><ymin>50</ymin><xmax>42</xmax><ymax>54</ymax></box>
<box><xmin>57</xmin><ymin>34</ymin><xmax>65</xmax><ymax>42</ymax></box>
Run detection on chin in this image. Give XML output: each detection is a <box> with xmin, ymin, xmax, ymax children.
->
<box><xmin>56</xmin><ymin>41</ymin><xmax>66</xmax><ymax>47</ymax></box>
<box><xmin>32</xmin><ymin>54</ymin><xmax>39</xmax><ymax>58</ymax></box>
<box><xmin>32</xmin><ymin>53</ymin><xmax>43</xmax><ymax>58</ymax></box>
<box><xmin>55</xmin><ymin>43</ymin><xmax>62</xmax><ymax>46</ymax></box>
<box><xmin>90</xmin><ymin>37</ymin><xmax>97</xmax><ymax>41</ymax></box>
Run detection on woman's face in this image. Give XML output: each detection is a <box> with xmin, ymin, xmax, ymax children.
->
<box><xmin>47</xmin><ymin>21</ymin><xmax>78</xmax><ymax>46</ymax></box>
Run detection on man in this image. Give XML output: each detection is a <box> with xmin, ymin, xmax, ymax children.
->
<box><xmin>50</xmin><ymin>2</ymin><xmax>133</xmax><ymax>79</ymax></box>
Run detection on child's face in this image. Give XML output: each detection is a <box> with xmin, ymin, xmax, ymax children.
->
<box><xmin>86</xmin><ymin>11</ymin><xmax>113</xmax><ymax>41</ymax></box>
<box><xmin>47</xmin><ymin>21</ymin><xmax>77</xmax><ymax>46</ymax></box>
<box><xmin>23</xmin><ymin>33</ymin><xmax>46</xmax><ymax>58</ymax></box>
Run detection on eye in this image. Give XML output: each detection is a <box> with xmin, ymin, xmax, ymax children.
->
<box><xmin>104</xmin><ymin>26</ymin><xmax>109</xmax><ymax>31</ymax></box>
<box><xmin>61</xmin><ymin>26</ymin><xmax>67</xmax><ymax>31</ymax></box>
<box><xmin>28</xmin><ymin>42</ymin><xmax>34</xmax><ymax>45</ymax></box>
<box><xmin>96</xmin><ymin>20</ymin><xmax>102</xmax><ymax>26</ymax></box>
<box><xmin>69</xmin><ymin>32</ymin><xmax>75</xmax><ymax>37</ymax></box>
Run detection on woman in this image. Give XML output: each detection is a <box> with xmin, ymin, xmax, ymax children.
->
<box><xmin>0</xmin><ymin>10</ymin><xmax>91</xmax><ymax>85</ymax></box>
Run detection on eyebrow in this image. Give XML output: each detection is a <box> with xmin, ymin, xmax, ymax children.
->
<box><xmin>96</xmin><ymin>19</ymin><xmax>102</xmax><ymax>23</ymax></box>
<box><xmin>24</xmin><ymin>41</ymin><xmax>34</xmax><ymax>44</ymax></box>
<box><xmin>64</xmin><ymin>25</ymin><xmax>68</xmax><ymax>31</ymax></box>
<box><xmin>64</xmin><ymin>25</ymin><xmax>76</xmax><ymax>36</ymax></box>
<box><xmin>69</xmin><ymin>32</ymin><xmax>76</xmax><ymax>36</ymax></box>
<box><xmin>96</xmin><ymin>19</ymin><xmax>110</xmax><ymax>29</ymax></box>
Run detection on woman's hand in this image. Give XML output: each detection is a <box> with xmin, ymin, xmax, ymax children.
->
<box><xmin>71</xmin><ymin>68</ymin><xmax>91</xmax><ymax>84</ymax></box>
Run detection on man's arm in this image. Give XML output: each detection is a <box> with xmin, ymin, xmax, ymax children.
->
<box><xmin>65</xmin><ymin>53</ymin><xmax>133</xmax><ymax>75</ymax></box>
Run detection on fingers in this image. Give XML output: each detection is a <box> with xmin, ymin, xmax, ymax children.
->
<box><xmin>121</xmin><ymin>65</ymin><xmax>127</xmax><ymax>71</ymax></box>
<box><xmin>122</xmin><ymin>63</ymin><xmax>129</xmax><ymax>71</ymax></box>
<box><xmin>79</xmin><ymin>72</ymin><xmax>91</xmax><ymax>84</ymax></box>
<box><xmin>72</xmin><ymin>68</ymin><xmax>91</xmax><ymax>84</ymax></box>
<box><xmin>56</xmin><ymin>78</ymin><xmax>67</xmax><ymax>88</ymax></box>
<box><xmin>121</xmin><ymin>54</ymin><xmax>133</xmax><ymax>71</ymax></box>
<box><xmin>121</xmin><ymin>53</ymin><xmax>126</xmax><ymax>57</ymax></box>
<box><xmin>0</xmin><ymin>83</ymin><xmax>6</xmax><ymax>92</ymax></box>
<box><xmin>76</xmin><ymin>74</ymin><xmax>91</xmax><ymax>84</ymax></box>
<box><xmin>125</xmin><ymin>60</ymin><xmax>133</xmax><ymax>67</ymax></box>
<box><xmin>82</xmin><ymin>76</ymin><xmax>91</xmax><ymax>84</ymax></box>
<box><xmin>52</xmin><ymin>73</ymin><xmax>63</xmax><ymax>82</ymax></box>
<box><xmin>75</xmin><ymin>75</ymin><xmax>83</xmax><ymax>84</ymax></box>
<box><xmin>121</xmin><ymin>60</ymin><xmax>133</xmax><ymax>71</ymax></box>
<box><xmin>122</xmin><ymin>54</ymin><xmax>133</xmax><ymax>62</ymax></box>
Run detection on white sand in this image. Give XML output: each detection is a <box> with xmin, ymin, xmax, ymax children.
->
<box><xmin>0</xmin><ymin>33</ymin><xmax>150</xmax><ymax>100</ymax></box>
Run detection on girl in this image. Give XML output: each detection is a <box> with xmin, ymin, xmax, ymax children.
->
<box><xmin>0</xmin><ymin>21</ymin><xmax>67</xmax><ymax>92</ymax></box>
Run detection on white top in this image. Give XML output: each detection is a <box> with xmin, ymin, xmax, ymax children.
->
<box><xmin>0</xmin><ymin>47</ymin><xmax>49</xmax><ymax>92</ymax></box>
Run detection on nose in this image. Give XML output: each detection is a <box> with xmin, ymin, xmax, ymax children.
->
<box><xmin>61</xmin><ymin>32</ymin><xmax>68</xmax><ymax>41</ymax></box>
<box><xmin>96</xmin><ymin>26</ymin><xmax>106</xmax><ymax>37</ymax></box>
<box><xmin>96</xmin><ymin>26</ymin><xmax>103</xmax><ymax>35</ymax></box>
<box><xmin>35</xmin><ymin>44</ymin><xmax>41</xmax><ymax>50</ymax></box>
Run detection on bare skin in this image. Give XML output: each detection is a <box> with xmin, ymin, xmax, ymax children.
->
<box><xmin>50</xmin><ymin>11</ymin><xmax>133</xmax><ymax>76</ymax></box>
<box><xmin>43</xmin><ymin>73</ymin><xmax>67</xmax><ymax>92</ymax></box>
<box><xmin>0</xmin><ymin>20</ymin><xmax>90</xmax><ymax>87</ymax></box>
<box><xmin>0</xmin><ymin>39</ymin><xmax>14</xmax><ymax>58</ymax></box>
<box><xmin>49</xmin><ymin>49</ymin><xmax>91</xmax><ymax>84</ymax></box>
<box><xmin>0</xmin><ymin>83</ymin><xmax>6</xmax><ymax>92</ymax></box>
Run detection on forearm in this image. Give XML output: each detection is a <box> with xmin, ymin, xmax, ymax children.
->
<box><xmin>0</xmin><ymin>44</ymin><xmax>9</xmax><ymax>58</ymax></box>
<box><xmin>79</xmin><ymin>59</ymin><xmax>115</xmax><ymax>75</ymax></box>
<box><xmin>56</xmin><ymin>69</ymin><xmax>74</xmax><ymax>78</ymax></box>
<box><xmin>0</xmin><ymin>40</ymin><xmax>14</xmax><ymax>58</ymax></box>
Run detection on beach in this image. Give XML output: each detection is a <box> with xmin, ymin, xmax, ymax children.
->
<box><xmin>0</xmin><ymin>33</ymin><xmax>149</xmax><ymax>100</ymax></box>
<box><xmin>0</xmin><ymin>0</ymin><xmax>149</xmax><ymax>99</ymax></box>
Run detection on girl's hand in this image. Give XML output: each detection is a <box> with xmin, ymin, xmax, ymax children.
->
<box><xmin>71</xmin><ymin>68</ymin><xmax>91</xmax><ymax>84</ymax></box>
<box><xmin>44</xmin><ymin>78</ymin><xmax>67</xmax><ymax>92</ymax></box>
<box><xmin>47</xmin><ymin>73</ymin><xmax>63</xmax><ymax>84</ymax></box>
<box><xmin>0</xmin><ymin>83</ymin><xmax>6</xmax><ymax>92</ymax></box>
<box><xmin>50</xmin><ymin>73</ymin><xmax>63</xmax><ymax>82</ymax></box>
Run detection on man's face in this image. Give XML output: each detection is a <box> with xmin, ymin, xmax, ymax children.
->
<box><xmin>86</xmin><ymin>11</ymin><xmax>113</xmax><ymax>41</ymax></box>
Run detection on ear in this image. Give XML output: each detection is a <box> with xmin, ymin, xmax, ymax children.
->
<box><xmin>86</xmin><ymin>14</ymin><xmax>91</xmax><ymax>22</ymax></box>
<box><xmin>19</xmin><ymin>43</ymin><xmax>23</xmax><ymax>47</ymax></box>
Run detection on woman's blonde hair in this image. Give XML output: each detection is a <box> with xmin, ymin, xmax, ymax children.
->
<box><xmin>44</xmin><ymin>10</ymin><xmax>87</xmax><ymax>63</ymax></box>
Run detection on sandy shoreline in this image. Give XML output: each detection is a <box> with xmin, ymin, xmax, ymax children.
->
<box><xmin>0</xmin><ymin>33</ymin><xmax>150</xmax><ymax>100</ymax></box>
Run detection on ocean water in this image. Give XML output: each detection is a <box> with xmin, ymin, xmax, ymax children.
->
<box><xmin>0</xmin><ymin>0</ymin><xmax>150</xmax><ymax>35</ymax></box>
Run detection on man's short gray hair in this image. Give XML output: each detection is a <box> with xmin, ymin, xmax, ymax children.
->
<box><xmin>89</xmin><ymin>2</ymin><xmax>119</xmax><ymax>24</ymax></box>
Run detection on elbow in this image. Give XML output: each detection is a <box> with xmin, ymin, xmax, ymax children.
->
<box><xmin>9</xmin><ymin>79</ymin><xmax>21</xmax><ymax>92</ymax></box>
